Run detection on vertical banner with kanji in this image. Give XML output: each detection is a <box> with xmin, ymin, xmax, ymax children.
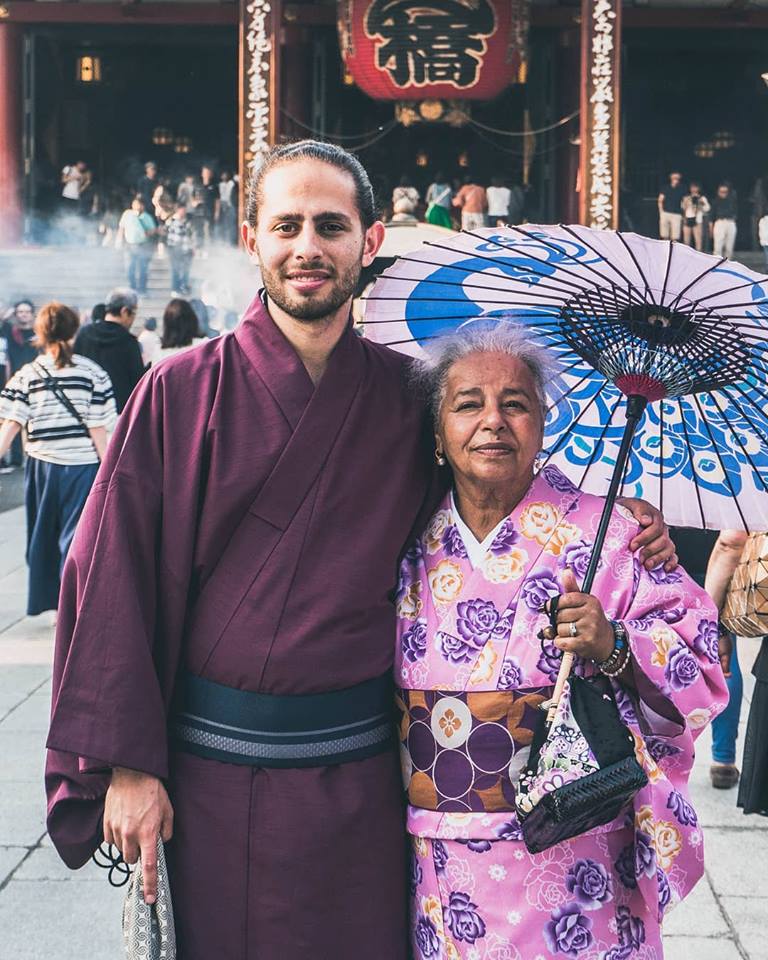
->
<box><xmin>578</xmin><ymin>0</ymin><xmax>621</xmax><ymax>230</ymax></box>
<box><xmin>239</xmin><ymin>0</ymin><xmax>281</xmax><ymax>227</ymax></box>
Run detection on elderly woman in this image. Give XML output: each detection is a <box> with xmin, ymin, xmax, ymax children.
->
<box><xmin>396</xmin><ymin>324</ymin><xmax>727</xmax><ymax>959</ymax></box>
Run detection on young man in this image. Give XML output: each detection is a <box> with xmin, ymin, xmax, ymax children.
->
<box><xmin>46</xmin><ymin>141</ymin><xmax>674</xmax><ymax>960</ymax></box>
<box><xmin>657</xmin><ymin>170</ymin><xmax>685</xmax><ymax>242</ymax></box>
<box><xmin>117</xmin><ymin>195</ymin><xmax>157</xmax><ymax>294</ymax></box>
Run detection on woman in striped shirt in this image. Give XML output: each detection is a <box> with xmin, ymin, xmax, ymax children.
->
<box><xmin>0</xmin><ymin>303</ymin><xmax>117</xmax><ymax>615</ymax></box>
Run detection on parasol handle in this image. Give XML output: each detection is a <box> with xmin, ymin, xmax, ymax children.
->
<box><xmin>544</xmin><ymin>393</ymin><xmax>648</xmax><ymax>726</ymax></box>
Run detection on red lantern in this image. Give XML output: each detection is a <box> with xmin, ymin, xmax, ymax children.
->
<box><xmin>338</xmin><ymin>0</ymin><xmax>528</xmax><ymax>102</ymax></box>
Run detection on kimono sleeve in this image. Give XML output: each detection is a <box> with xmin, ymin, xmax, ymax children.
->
<box><xmin>618</xmin><ymin>554</ymin><xmax>728</xmax><ymax>740</ymax></box>
<box><xmin>45</xmin><ymin>367</ymin><xmax>197</xmax><ymax>868</ymax></box>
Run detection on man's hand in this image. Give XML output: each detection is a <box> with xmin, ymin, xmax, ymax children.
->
<box><xmin>617</xmin><ymin>497</ymin><xmax>677</xmax><ymax>571</ymax></box>
<box><xmin>103</xmin><ymin>768</ymin><xmax>174</xmax><ymax>905</ymax></box>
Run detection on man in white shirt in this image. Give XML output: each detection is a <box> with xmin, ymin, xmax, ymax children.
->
<box><xmin>486</xmin><ymin>175</ymin><xmax>512</xmax><ymax>226</ymax></box>
<box><xmin>61</xmin><ymin>161</ymin><xmax>90</xmax><ymax>206</ymax></box>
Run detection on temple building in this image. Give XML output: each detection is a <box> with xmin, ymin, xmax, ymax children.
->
<box><xmin>1</xmin><ymin>0</ymin><xmax>767</xmax><ymax>246</ymax></box>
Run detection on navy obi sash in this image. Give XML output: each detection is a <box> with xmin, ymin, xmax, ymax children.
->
<box><xmin>398</xmin><ymin>688</ymin><xmax>548</xmax><ymax>812</ymax></box>
<box><xmin>172</xmin><ymin>671</ymin><xmax>395</xmax><ymax>768</ymax></box>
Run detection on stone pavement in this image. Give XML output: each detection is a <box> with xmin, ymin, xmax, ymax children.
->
<box><xmin>0</xmin><ymin>505</ymin><xmax>766</xmax><ymax>959</ymax></box>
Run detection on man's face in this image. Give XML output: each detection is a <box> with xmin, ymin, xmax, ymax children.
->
<box><xmin>670</xmin><ymin>173</ymin><xmax>681</xmax><ymax>187</ymax></box>
<box><xmin>146</xmin><ymin>166</ymin><xmax>157</xmax><ymax>180</ymax></box>
<box><xmin>242</xmin><ymin>159</ymin><xmax>384</xmax><ymax>322</ymax></box>
<box><xmin>132</xmin><ymin>199</ymin><xmax>144</xmax><ymax>214</ymax></box>
<box><xmin>718</xmin><ymin>186</ymin><xmax>729</xmax><ymax>198</ymax></box>
<box><xmin>14</xmin><ymin>303</ymin><xmax>34</xmax><ymax>328</ymax></box>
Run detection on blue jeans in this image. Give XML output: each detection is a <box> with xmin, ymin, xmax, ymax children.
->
<box><xmin>712</xmin><ymin>636</ymin><xmax>743</xmax><ymax>764</ymax></box>
<box><xmin>127</xmin><ymin>244</ymin><xmax>152</xmax><ymax>293</ymax></box>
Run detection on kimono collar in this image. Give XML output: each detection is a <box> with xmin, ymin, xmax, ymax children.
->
<box><xmin>235</xmin><ymin>292</ymin><xmax>361</xmax><ymax>431</ymax></box>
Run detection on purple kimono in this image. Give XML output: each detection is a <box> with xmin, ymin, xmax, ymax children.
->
<box><xmin>45</xmin><ymin>297</ymin><xmax>436</xmax><ymax>959</ymax></box>
<box><xmin>396</xmin><ymin>466</ymin><xmax>727</xmax><ymax>959</ymax></box>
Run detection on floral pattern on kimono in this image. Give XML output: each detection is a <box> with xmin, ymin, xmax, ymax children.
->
<box><xmin>396</xmin><ymin>465</ymin><xmax>727</xmax><ymax>960</ymax></box>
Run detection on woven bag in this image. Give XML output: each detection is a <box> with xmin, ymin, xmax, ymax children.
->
<box><xmin>721</xmin><ymin>533</ymin><xmax>768</xmax><ymax>638</ymax></box>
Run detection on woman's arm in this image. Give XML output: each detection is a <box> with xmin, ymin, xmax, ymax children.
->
<box><xmin>0</xmin><ymin>419</ymin><xmax>21</xmax><ymax>460</ymax></box>
<box><xmin>704</xmin><ymin>529</ymin><xmax>748</xmax><ymax>611</ymax></box>
<box><xmin>88</xmin><ymin>425</ymin><xmax>107</xmax><ymax>461</ymax></box>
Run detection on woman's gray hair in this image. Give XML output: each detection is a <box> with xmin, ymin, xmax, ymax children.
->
<box><xmin>412</xmin><ymin>319</ymin><xmax>561</xmax><ymax>422</ymax></box>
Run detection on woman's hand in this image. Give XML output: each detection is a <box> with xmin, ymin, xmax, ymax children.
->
<box><xmin>542</xmin><ymin>568</ymin><xmax>615</xmax><ymax>663</ymax></box>
<box><xmin>615</xmin><ymin>497</ymin><xmax>677</xmax><ymax>571</ymax></box>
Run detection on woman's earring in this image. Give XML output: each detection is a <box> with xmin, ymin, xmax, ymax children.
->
<box><xmin>435</xmin><ymin>450</ymin><xmax>446</xmax><ymax>467</ymax></box>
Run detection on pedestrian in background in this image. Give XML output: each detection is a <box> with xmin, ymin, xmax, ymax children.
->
<box><xmin>116</xmin><ymin>196</ymin><xmax>156</xmax><ymax>294</ymax></box>
<box><xmin>197</xmin><ymin>166</ymin><xmax>220</xmax><ymax>248</ymax></box>
<box><xmin>74</xmin><ymin>288</ymin><xmax>145</xmax><ymax>413</ymax></box>
<box><xmin>391</xmin><ymin>175</ymin><xmax>420</xmax><ymax>221</ymax></box>
<box><xmin>711</xmin><ymin>182</ymin><xmax>738</xmax><ymax>260</ymax></box>
<box><xmin>165</xmin><ymin>204</ymin><xmax>195</xmax><ymax>295</ymax></box>
<box><xmin>424</xmin><ymin>171</ymin><xmax>453</xmax><ymax>228</ymax></box>
<box><xmin>1</xmin><ymin>300</ymin><xmax>38</xmax><ymax>468</ymax></box>
<box><xmin>218</xmin><ymin>170</ymin><xmax>238</xmax><ymax>245</ymax></box>
<box><xmin>137</xmin><ymin>316</ymin><xmax>161</xmax><ymax>368</ymax></box>
<box><xmin>137</xmin><ymin>162</ymin><xmax>159</xmax><ymax>213</ymax></box>
<box><xmin>452</xmin><ymin>174</ymin><xmax>487</xmax><ymax>231</ymax></box>
<box><xmin>681</xmin><ymin>181</ymin><xmax>710</xmax><ymax>251</ymax></box>
<box><xmin>658</xmin><ymin>170</ymin><xmax>685</xmax><ymax>241</ymax></box>
<box><xmin>150</xmin><ymin>298</ymin><xmax>206</xmax><ymax>366</ymax></box>
<box><xmin>0</xmin><ymin>302</ymin><xmax>115</xmax><ymax>615</ymax></box>
<box><xmin>486</xmin><ymin>174</ymin><xmax>512</xmax><ymax>226</ymax></box>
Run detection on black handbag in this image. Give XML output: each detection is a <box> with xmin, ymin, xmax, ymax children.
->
<box><xmin>516</xmin><ymin>673</ymin><xmax>648</xmax><ymax>854</ymax></box>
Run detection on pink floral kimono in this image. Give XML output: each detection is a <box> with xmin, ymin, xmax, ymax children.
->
<box><xmin>395</xmin><ymin>465</ymin><xmax>727</xmax><ymax>960</ymax></box>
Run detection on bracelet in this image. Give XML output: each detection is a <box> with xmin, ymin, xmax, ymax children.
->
<box><xmin>598</xmin><ymin>621</ymin><xmax>631</xmax><ymax>677</ymax></box>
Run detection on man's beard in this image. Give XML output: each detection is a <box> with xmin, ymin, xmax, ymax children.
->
<box><xmin>260</xmin><ymin>260</ymin><xmax>362</xmax><ymax>322</ymax></box>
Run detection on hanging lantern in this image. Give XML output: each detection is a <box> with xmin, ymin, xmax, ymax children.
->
<box><xmin>458</xmin><ymin>151</ymin><xmax>470</xmax><ymax>168</ymax></box>
<box><xmin>76</xmin><ymin>55</ymin><xmax>102</xmax><ymax>85</ymax></box>
<box><xmin>173</xmin><ymin>137</ymin><xmax>193</xmax><ymax>155</ymax></box>
<box><xmin>152</xmin><ymin>128</ymin><xmax>174</xmax><ymax>147</ymax></box>
<box><xmin>337</xmin><ymin>1</ymin><xmax>530</xmax><ymax>102</ymax></box>
<box><xmin>416</xmin><ymin>150</ymin><xmax>429</xmax><ymax>167</ymax></box>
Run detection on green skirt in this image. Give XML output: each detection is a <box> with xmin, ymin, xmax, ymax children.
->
<box><xmin>425</xmin><ymin>204</ymin><xmax>453</xmax><ymax>229</ymax></box>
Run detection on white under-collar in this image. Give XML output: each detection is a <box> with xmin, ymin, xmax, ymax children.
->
<box><xmin>450</xmin><ymin>491</ymin><xmax>509</xmax><ymax>569</ymax></box>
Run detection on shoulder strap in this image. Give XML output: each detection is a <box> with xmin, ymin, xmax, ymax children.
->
<box><xmin>32</xmin><ymin>361</ymin><xmax>94</xmax><ymax>444</ymax></box>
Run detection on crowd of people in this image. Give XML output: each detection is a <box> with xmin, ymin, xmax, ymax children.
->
<box><xmin>388</xmin><ymin>171</ymin><xmax>527</xmax><ymax>230</ymax></box>
<box><xmin>657</xmin><ymin>169</ymin><xmax>756</xmax><ymax>261</ymax></box>
<box><xmin>53</xmin><ymin>159</ymin><xmax>240</xmax><ymax>293</ymax></box>
<box><xmin>0</xmin><ymin>140</ymin><xmax>765</xmax><ymax>960</ymax></box>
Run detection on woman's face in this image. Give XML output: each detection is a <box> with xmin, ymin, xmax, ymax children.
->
<box><xmin>437</xmin><ymin>351</ymin><xmax>544</xmax><ymax>490</ymax></box>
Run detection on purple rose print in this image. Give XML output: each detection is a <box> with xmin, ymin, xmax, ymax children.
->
<box><xmin>664</xmin><ymin>644</ymin><xmax>701</xmax><ymax>691</ymax></box>
<box><xmin>456</xmin><ymin>599</ymin><xmax>511</xmax><ymax>646</ymax></box>
<box><xmin>410</xmin><ymin>854</ymin><xmax>423</xmax><ymax>894</ymax></box>
<box><xmin>657</xmin><ymin>868</ymin><xmax>672</xmax><ymax>921</ymax></box>
<box><xmin>438</xmin><ymin>631</ymin><xmax>476</xmax><ymax>665</ymax></box>
<box><xmin>617</xmin><ymin>905</ymin><xmax>646</xmax><ymax>951</ymax></box>
<box><xmin>647</xmin><ymin>564</ymin><xmax>683</xmax><ymax>585</ymax></box>
<box><xmin>543</xmin><ymin>464</ymin><xmax>578</xmax><ymax>494</ymax></box>
<box><xmin>560</xmin><ymin>540</ymin><xmax>595</xmax><ymax>580</ymax></box>
<box><xmin>614</xmin><ymin>832</ymin><xmax>655</xmax><ymax>890</ymax></box>
<box><xmin>646</xmin><ymin>737</ymin><xmax>681</xmax><ymax>763</ymax></box>
<box><xmin>444</xmin><ymin>891</ymin><xmax>486</xmax><ymax>944</ymax></box>
<box><xmin>635</xmin><ymin>830</ymin><xmax>656</xmax><ymax>879</ymax></box>
<box><xmin>415</xmin><ymin>914</ymin><xmax>440</xmax><ymax>958</ymax></box>
<box><xmin>632</xmin><ymin>557</ymin><xmax>642</xmax><ymax>596</ymax></box>
<box><xmin>693</xmin><ymin>619</ymin><xmax>720</xmax><ymax>664</ymax></box>
<box><xmin>667</xmin><ymin>789</ymin><xmax>698</xmax><ymax>826</ymax></box>
<box><xmin>543</xmin><ymin>903</ymin><xmax>594</xmax><ymax>958</ymax></box>
<box><xmin>489</xmin><ymin>518</ymin><xmax>520</xmax><ymax>555</ymax></box>
<box><xmin>565</xmin><ymin>858</ymin><xmax>613</xmax><ymax>910</ymax></box>
<box><xmin>498</xmin><ymin>657</ymin><xmax>523</xmax><ymax>691</ymax></box>
<box><xmin>432</xmin><ymin>840</ymin><xmax>448</xmax><ymax>874</ymax></box>
<box><xmin>441</xmin><ymin>524</ymin><xmax>469</xmax><ymax>559</ymax></box>
<box><xmin>456</xmin><ymin>838</ymin><xmax>493</xmax><ymax>853</ymax></box>
<box><xmin>495</xmin><ymin>817</ymin><xmax>524</xmax><ymax>841</ymax></box>
<box><xmin>537</xmin><ymin>638</ymin><xmax>588</xmax><ymax>683</ymax></box>
<box><xmin>402</xmin><ymin>621</ymin><xmax>428</xmax><ymax>663</ymax></box>
<box><xmin>628</xmin><ymin>604</ymin><xmax>686</xmax><ymax>631</ymax></box>
<box><xmin>614</xmin><ymin>687</ymin><xmax>639</xmax><ymax>726</ymax></box>
<box><xmin>602</xmin><ymin>947</ymin><xmax>632</xmax><ymax>960</ymax></box>
<box><xmin>522</xmin><ymin>570</ymin><xmax>560</xmax><ymax>613</ymax></box>
<box><xmin>404</xmin><ymin>540</ymin><xmax>423</xmax><ymax>564</ymax></box>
